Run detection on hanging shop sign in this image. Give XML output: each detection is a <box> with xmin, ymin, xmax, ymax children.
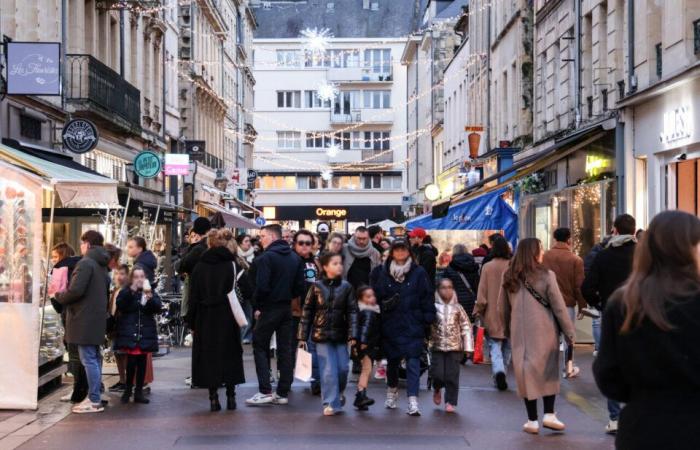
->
<box><xmin>6</xmin><ymin>42</ymin><xmax>61</xmax><ymax>96</ymax></box>
<box><xmin>185</xmin><ymin>140</ymin><xmax>205</xmax><ymax>162</ymax></box>
<box><xmin>315</xmin><ymin>207</ymin><xmax>348</xmax><ymax>219</ymax></box>
<box><xmin>247</xmin><ymin>169</ymin><xmax>258</xmax><ymax>183</ymax></box>
<box><xmin>164</xmin><ymin>153</ymin><xmax>190</xmax><ymax>176</ymax></box>
<box><xmin>228</xmin><ymin>167</ymin><xmax>247</xmax><ymax>189</ymax></box>
<box><xmin>133</xmin><ymin>151</ymin><xmax>162</xmax><ymax>179</ymax></box>
<box><xmin>62</xmin><ymin>119</ymin><xmax>99</xmax><ymax>154</ymax></box>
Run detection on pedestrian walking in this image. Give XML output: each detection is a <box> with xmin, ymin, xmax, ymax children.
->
<box><xmin>408</xmin><ymin>228</ymin><xmax>437</xmax><ymax>286</ymax></box>
<box><xmin>352</xmin><ymin>286</ymin><xmax>381</xmax><ymax>411</ymax></box>
<box><xmin>246</xmin><ymin>224</ymin><xmax>305</xmax><ymax>406</ymax></box>
<box><xmin>126</xmin><ymin>236</ymin><xmax>158</xmax><ymax>285</ymax></box>
<box><xmin>114</xmin><ymin>267</ymin><xmax>162</xmax><ymax>404</ymax></box>
<box><xmin>501</xmin><ymin>238</ymin><xmax>576</xmax><ymax>434</ymax></box>
<box><xmin>236</xmin><ymin>234</ymin><xmax>255</xmax><ymax>344</ymax></box>
<box><xmin>582</xmin><ymin>213</ymin><xmax>636</xmax><ymax>434</ymax></box>
<box><xmin>473</xmin><ymin>237</ymin><xmax>512</xmax><ymax>391</ymax></box>
<box><xmin>593</xmin><ymin>210</ymin><xmax>700</xmax><ymax>450</ymax></box>
<box><xmin>430</xmin><ymin>278</ymin><xmax>473</xmax><ymax>413</ymax></box>
<box><xmin>342</xmin><ymin>226</ymin><xmax>382</xmax><ymax>291</ymax></box>
<box><xmin>325</xmin><ymin>232</ymin><xmax>345</xmax><ymax>255</ymax></box>
<box><xmin>54</xmin><ymin>230</ymin><xmax>110</xmax><ymax>414</ymax></box>
<box><xmin>542</xmin><ymin>228</ymin><xmax>587</xmax><ymax>378</ymax></box>
<box><xmin>442</xmin><ymin>244</ymin><xmax>480</xmax><ymax>320</ymax></box>
<box><xmin>370</xmin><ymin>238</ymin><xmax>436</xmax><ymax>417</ymax></box>
<box><xmin>481</xmin><ymin>233</ymin><xmax>505</xmax><ymax>268</ymax></box>
<box><xmin>186</xmin><ymin>229</ymin><xmax>246</xmax><ymax>411</ymax></box>
<box><xmin>297</xmin><ymin>252</ymin><xmax>358</xmax><ymax>416</ymax></box>
<box><xmin>368</xmin><ymin>225</ymin><xmax>384</xmax><ymax>255</ymax></box>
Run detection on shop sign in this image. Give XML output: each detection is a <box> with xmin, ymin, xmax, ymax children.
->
<box><xmin>6</xmin><ymin>42</ymin><xmax>61</xmax><ymax>95</ymax></box>
<box><xmin>660</xmin><ymin>105</ymin><xmax>692</xmax><ymax>145</ymax></box>
<box><xmin>228</xmin><ymin>167</ymin><xmax>247</xmax><ymax>189</ymax></box>
<box><xmin>585</xmin><ymin>154</ymin><xmax>613</xmax><ymax>176</ymax></box>
<box><xmin>134</xmin><ymin>151</ymin><xmax>162</xmax><ymax>179</ymax></box>
<box><xmin>164</xmin><ymin>153</ymin><xmax>190</xmax><ymax>175</ymax></box>
<box><xmin>315</xmin><ymin>207</ymin><xmax>347</xmax><ymax>218</ymax></box>
<box><xmin>247</xmin><ymin>169</ymin><xmax>258</xmax><ymax>182</ymax></box>
<box><xmin>185</xmin><ymin>140</ymin><xmax>205</xmax><ymax>161</ymax></box>
<box><xmin>62</xmin><ymin>119</ymin><xmax>99</xmax><ymax>154</ymax></box>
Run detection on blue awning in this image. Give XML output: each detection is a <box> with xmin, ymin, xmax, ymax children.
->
<box><xmin>405</xmin><ymin>188</ymin><xmax>518</xmax><ymax>247</ymax></box>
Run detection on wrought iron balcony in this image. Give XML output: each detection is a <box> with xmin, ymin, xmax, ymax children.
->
<box><xmin>65</xmin><ymin>54</ymin><xmax>141</xmax><ymax>133</ymax></box>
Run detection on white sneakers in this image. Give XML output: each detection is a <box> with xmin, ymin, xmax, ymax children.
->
<box><xmin>272</xmin><ymin>393</ymin><xmax>288</xmax><ymax>405</ymax></box>
<box><xmin>606</xmin><ymin>419</ymin><xmax>618</xmax><ymax>434</ymax></box>
<box><xmin>384</xmin><ymin>387</ymin><xmax>398</xmax><ymax>409</ymax></box>
<box><xmin>60</xmin><ymin>391</ymin><xmax>73</xmax><ymax>402</ymax></box>
<box><xmin>245</xmin><ymin>392</ymin><xmax>288</xmax><ymax>406</ymax></box>
<box><xmin>523</xmin><ymin>414</ymin><xmax>566</xmax><ymax>434</ymax></box>
<box><xmin>406</xmin><ymin>396</ymin><xmax>421</xmax><ymax>416</ymax></box>
<box><xmin>523</xmin><ymin>420</ymin><xmax>539</xmax><ymax>434</ymax></box>
<box><xmin>71</xmin><ymin>398</ymin><xmax>104</xmax><ymax>414</ymax></box>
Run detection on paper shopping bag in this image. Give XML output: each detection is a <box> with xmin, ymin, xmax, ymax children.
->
<box><xmin>294</xmin><ymin>347</ymin><xmax>313</xmax><ymax>382</ymax></box>
<box><xmin>473</xmin><ymin>325</ymin><xmax>485</xmax><ymax>364</ymax></box>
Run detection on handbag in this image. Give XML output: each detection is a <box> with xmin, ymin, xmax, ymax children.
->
<box><xmin>473</xmin><ymin>323</ymin><xmax>485</xmax><ymax>364</ymax></box>
<box><xmin>523</xmin><ymin>280</ymin><xmax>562</xmax><ymax>334</ymax></box>
<box><xmin>228</xmin><ymin>262</ymin><xmax>249</xmax><ymax>328</ymax></box>
<box><xmin>294</xmin><ymin>346</ymin><xmax>313</xmax><ymax>382</ymax></box>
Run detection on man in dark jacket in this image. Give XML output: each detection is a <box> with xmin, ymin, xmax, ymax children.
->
<box><xmin>368</xmin><ymin>225</ymin><xmax>384</xmax><ymax>254</ymax></box>
<box><xmin>408</xmin><ymin>227</ymin><xmax>437</xmax><ymax>286</ymax></box>
<box><xmin>126</xmin><ymin>236</ymin><xmax>158</xmax><ymax>284</ymax></box>
<box><xmin>246</xmin><ymin>224</ymin><xmax>305</xmax><ymax>406</ymax></box>
<box><xmin>55</xmin><ymin>230</ymin><xmax>110</xmax><ymax>414</ymax></box>
<box><xmin>441</xmin><ymin>244</ymin><xmax>480</xmax><ymax>320</ymax></box>
<box><xmin>342</xmin><ymin>226</ymin><xmax>382</xmax><ymax>290</ymax></box>
<box><xmin>581</xmin><ymin>213</ymin><xmax>636</xmax><ymax>435</ymax></box>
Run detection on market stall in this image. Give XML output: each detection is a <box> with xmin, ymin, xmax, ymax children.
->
<box><xmin>404</xmin><ymin>188</ymin><xmax>518</xmax><ymax>252</ymax></box>
<box><xmin>0</xmin><ymin>144</ymin><xmax>119</xmax><ymax>410</ymax></box>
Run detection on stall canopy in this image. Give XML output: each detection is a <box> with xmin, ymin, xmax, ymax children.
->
<box><xmin>369</xmin><ymin>219</ymin><xmax>401</xmax><ymax>232</ymax></box>
<box><xmin>0</xmin><ymin>144</ymin><xmax>120</xmax><ymax>208</ymax></box>
<box><xmin>200</xmin><ymin>202</ymin><xmax>261</xmax><ymax>229</ymax></box>
<box><xmin>404</xmin><ymin>188</ymin><xmax>518</xmax><ymax>247</ymax></box>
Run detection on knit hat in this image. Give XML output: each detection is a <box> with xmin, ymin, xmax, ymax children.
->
<box><xmin>192</xmin><ymin>217</ymin><xmax>212</xmax><ymax>235</ymax></box>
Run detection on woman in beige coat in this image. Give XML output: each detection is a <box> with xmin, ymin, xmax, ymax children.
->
<box><xmin>473</xmin><ymin>236</ymin><xmax>512</xmax><ymax>391</ymax></box>
<box><xmin>501</xmin><ymin>238</ymin><xmax>576</xmax><ymax>435</ymax></box>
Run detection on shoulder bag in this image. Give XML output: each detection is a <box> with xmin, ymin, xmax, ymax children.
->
<box><xmin>523</xmin><ymin>280</ymin><xmax>562</xmax><ymax>334</ymax></box>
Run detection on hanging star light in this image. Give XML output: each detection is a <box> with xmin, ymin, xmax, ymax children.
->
<box><xmin>300</xmin><ymin>27</ymin><xmax>333</xmax><ymax>54</ymax></box>
<box><xmin>317</xmin><ymin>81</ymin><xmax>339</xmax><ymax>102</ymax></box>
<box><xmin>326</xmin><ymin>143</ymin><xmax>340</xmax><ymax>158</ymax></box>
<box><xmin>321</xmin><ymin>169</ymin><xmax>334</xmax><ymax>181</ymax></box>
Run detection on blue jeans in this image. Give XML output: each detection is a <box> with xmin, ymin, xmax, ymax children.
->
<box><xmin>387</xmin><ymin>357</ymin><xmax>421</xmax><ymax>397</ymax></box>
<box><xmin>487</xmin><ymin>337</ymin><xmax>511</xmax><ymax>376</ymax></box>
<box><xmin>315</xmin><ymin>342</ymin><xmax>349</xmax><ymax>410</ymax></box>
<box><xmin>308</xmin><ymin>339</ymin><xmax>320</xmax><ymax>387</ymax></box>
<box><xmin>592</xmin><ymin>317</ymin><xmax>602</xmax><ymax>351</ymax></box>
<box><xmin>608</xmin><ymin>398</ymin><xmax>622</xmax><ymax>421</ymax></box>
<box><xmin>77</xmin><ymin>345</ymin><xmax>103</xmax><ymax>404</ymax></box>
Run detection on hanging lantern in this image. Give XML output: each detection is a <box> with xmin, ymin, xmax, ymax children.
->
<box><xmin>468</xmin><ymin>132</ymin><xmax>481</xmax><ymax>159</ymax></box>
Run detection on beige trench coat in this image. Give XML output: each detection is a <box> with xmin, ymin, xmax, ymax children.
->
<box><xmin>500</xmin><ymin>269</ymin><xmax>576</xmax><ymax>400</ymax></box>
<box><xmin>474</xmin><ymin>258</ymin><xmax>510</xmax><ymax>339</ymax></box>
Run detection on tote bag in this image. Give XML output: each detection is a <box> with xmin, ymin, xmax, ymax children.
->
<box><xmin>228</xmin><ymin>262</ymin><xmax>248</xmax><ymax>328</ymax></box>
<box><xmin>294</xmin><ymin>347</ymin><xmax>313</xmax><ymax>382</ymax></box>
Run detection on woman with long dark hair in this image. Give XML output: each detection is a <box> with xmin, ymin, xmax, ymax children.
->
<box><xmin>593</xmin><ymin>211</ymin><xmax>700</xmax><ymax>449</ymax></box>
<box><xmin>501</xmin><ymin>238</ymin><xmax>575</xmax><ymax>434</ymax></box>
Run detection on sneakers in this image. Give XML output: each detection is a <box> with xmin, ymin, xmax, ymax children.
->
<box><xmin>523</xmin><ymin>420</ymin><xmax>539</xmax><ymax>434</ymax></box>
<box><xmin>72</xmin><ymin>398</ymin><xmax>104</xmax><ymax>414</ymax></box>
<box><xmin>272</xmin><ymin>393</ymin><xmax>288</xmax><ymax>405</ymax></box>
<box><xmin>605</xmin><ymin>419</ymin><xmax>618</xmax><ymax>434</ymax></box>
<box><xmin>495</xmin><ymin>372</ymin><xmax>508</xmax><ymax>391</ymax></box>
<box><xmin>323</xmin><ymin>405</ymin><xmax>338</xmax><ymax>416</ymax></box>
<box><xmin>108</xmin><ymin>382</ymin><xmax>126</xmax><ymax>393</ymax></box>
<box><xmin>406</xmin><ymin>396</ymin><xmax>421</xmax><ymax>416</ymax></box>
<box><xmin>385</xmin><ymin>387</ymin><xmax>398</xmax><ymax>409</ymax></box>
<box><xmin>245</xmin><ymin>392</ymin><xmax>274</xmax><ymax>406</ymax></box>
<box><xmin>580</xmin><ymin>307</ymin><xmax>601</xmax><ymax>319</ymax></box>
<box><xmin>433</xmin><ymin>389</ymin><xmax>442</xmax><ymax>405</ymax></box>
<box><xmin>445</xmin><ymin>403</ymin><xmax>456</xmax><ymax>413</ymax></box>
<box><xmin>542</xmin><ymin>413</ymin><xmax>566</xmax><ymax>431</ymax></box>
<box><xmin>564</xmin><ymin>362</ymin><xmax>580</xmax><ymax>379</ymax></box>
<box><xmin>60</xmin><ymin>391</ymin><xmax>73</xmax><ymax>402</ymax></box>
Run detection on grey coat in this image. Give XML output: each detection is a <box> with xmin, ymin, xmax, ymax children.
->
<box><xmin>55</xmin><ymin>247</ymin><xmax>110</xmax><ymax>345</ymax></box>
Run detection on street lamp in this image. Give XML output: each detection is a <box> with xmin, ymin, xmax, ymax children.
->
<box><xmin>425</xmin><ymin>183</ymin><xmax>441</xmax><ymax>201</ymax></box>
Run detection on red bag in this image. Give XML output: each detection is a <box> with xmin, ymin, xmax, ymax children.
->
<box><xmin>473</xmin><ymin>325</ymin><xmax>485</xmax><ymax>364</ymax></box>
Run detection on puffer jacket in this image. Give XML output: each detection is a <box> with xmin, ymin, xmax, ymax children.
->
<box><xmin>431</xmin><ymin>292</ymin><xmax>473</xmax><ymax>353</ymax></box>
<box><xmin>113</xmin><ymin>287</ymin><xmax>162</xmax><ymax>353</ymax></box>
<box><xmin>356</xmin><ymin>302</ymin><xmax>381</xmax><ymax>350</ymax></box>
<box><xmin>297</xmin><ymin>277</ymin><xmax>359</xmax><ymax>343</ymax></box>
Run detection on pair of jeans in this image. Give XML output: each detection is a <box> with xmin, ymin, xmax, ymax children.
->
<box><xmin>241</xmin><ymin>299</ymin><xmax>254</xmax><ymax>342</ymax></box>
<box><xmin>315</xmin><ymin>342</ymin><xmax>349</xmax><ymax>410</ymax></box>
<box><xmin>487</xmin><ymin>337</ymin><xmax>512</xmax><ymax>376</ymax></box>
<box><xmin>253</xmin><ymin>306</ymin><xmax>293</xmax><ymax>396</ymax></box>
<box><xmin>608</xmin><ymin>398</ymin><xmax>622</xmax><ymax>421</ymax></box>
<box><xmin>564</xmin><ymin>306</ymin><xmax>577</xmax><ymax>364</ymax></box>
<box><xmin>308</xmin><ymin>338</ymin><xmax>320</xmax><ymax>388</ymax></box>
<box><xmin>77</xmin><ymin>345</ymin><xmax>103</xmax><ymax>404</ymax></box>
<box><xmin>430</xmin><ymin>351</ymin><xmax>461</xmax><ymax>405</ymax></box>
<box><xmin>387</xmin><ymin>357</ymin><xmax>420</xmax><ymax>397</ymax></box>
<box><xmin>592</xmin><ymin>317</ymin><xmax>602</xmax><ymax>351</ymax></box>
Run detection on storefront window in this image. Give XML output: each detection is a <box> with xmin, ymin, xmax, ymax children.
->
<box><xmin>534</xmin><ymin>205</ymin><xmax>551</xmax><ymax>250</ymax></box>
<box><xmin>604</xmin><ymin>180</ymin><xmax>617</xmax><ymax>235</ymax></box>
<box><xmin>572</xmin><ymin>183</ymin><xmax>602</xmax><ymax>257</ymax></box>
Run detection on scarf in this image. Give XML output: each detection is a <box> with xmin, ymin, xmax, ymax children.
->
<box><xmin>343</xmin><ymin>237</ymin><xmax>381</xmax><ymax>277</ymax></box>
<box><xmin>606</xmin><ymin>234</ymin><xmax>636</xmax><ymax>248</ymax></box>
<box><xmin>238</xmin><ymin>246</ymin><xmax>255</xmax><ymax>264</ymax></box>
<box><xmin>358</xmin><ymin>302</ymin><xmax>381</xmax><ymax>314</ymax></box>
<box><xmin>347</xmin><ymin>237</ymin><xmax>374</xmax><ymax>259</ymax></box>
<box><xmin>389</xmin><ymin>258</ymin><xmax>413</xmax><ymax>283</ymax></box>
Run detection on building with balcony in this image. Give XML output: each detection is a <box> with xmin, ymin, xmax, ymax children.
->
<box><xmin>249</xmin><ymin>0</ymin><xmax>421</xmax><ymax>232</ymax></box>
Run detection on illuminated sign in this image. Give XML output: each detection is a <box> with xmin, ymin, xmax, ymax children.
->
<box><xmin>585</xmin><ymin>155</ymin><xmax>612</xmax><ymax>176</ymax></box>
<box><xmin>263</xmin><ymin>206</ymin><xmax>277</xmax><ymax>220</ymax></box>
<box><xmin>660</xmin><ymin>105</ymin><xmax>692</xmax><ymax>145</ymax></box>
<box><xmin>315</xmin><ymin>207</ymin><xmax>347</xmax><ymax>218</ymax></box>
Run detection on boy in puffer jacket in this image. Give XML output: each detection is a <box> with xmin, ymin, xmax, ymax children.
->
<box><xmin>430</xmin><ymin>277</ymin><xmax>474</xmax><ymax>413</ymax></box>
<box><xmin>353</xmin><ymin>285</ymin><xmax>381</xmax><ymax>410</ymax></box>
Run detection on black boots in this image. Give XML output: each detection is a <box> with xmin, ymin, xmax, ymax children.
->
<box><xmin>209</xmin><ymin>390</ymin><xmax>222</xmax><ymax>412</ymax></box>
<box><xmin>226</xmin><ymin>386</ymin><xmax>236</xmax><ymax>411</ymax></box>
<box><xmin>209</xmin><ymin>387</ymin><xmax>235</xmax><ymax>411</ymax></box>
<box><xmin>121</xmin><ymin>386</ymin><xmax>132</xmax><ymax>404</ymax></box>
<box><xmin>134</xmin><ymin>388</ymin><xmax>150</xmax><ymax>404</ymax></box>
<box><xmin>353</xmin><ymin>389</ymin><xmax>375</xmax><ymax>411</ymax></box>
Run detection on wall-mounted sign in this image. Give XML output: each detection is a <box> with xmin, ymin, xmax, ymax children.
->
<box><xmin>585</xmin><ymin>154</ymin><xmax>613</xmax><ymax>177</ymax></box>
<box><xmin>164</xmin><ymin>153</ymin><xmax>190</xmax><ymax>175</ymax></box>
<box><xmin>228</xmin><ymin>167</ymin><xmax>247</xmax><ymax>188</ymax></box>
<box><xmin>6</xmin><ymin>42</ymin><xmax>61</xmax><ymax>96</ymax></box>
<box><xmin>660</xmin><ymin>105</ymin><xmax>692</xmax><ymax>146</ymax></box>
<box><xmin>185</xmin><ymin>140</ymin><xmax>205</xmax><ymax>161</ymax></box>
<box><xmin>62</xmin><ymin>119</ymin><xmax>99</xmax><ymax>154</ymax></box>
<box><xmin>255</xmin><ymin>216</ymin><xmax>266</xmax><ymax>226</ymax></box>
<box><xmin>134</xmin><ymin>151</ymin><xmax>162</xmax><ymax>179</ymax></box>
<box><xmin>247</xmin><ymin>169</ymin><xmax>258</xmax><ymax>183</ymax></box>
<box><xmin>315</xmin><ymin>207</ymin><xmax>347</xmax><ymax>219</ymax></box>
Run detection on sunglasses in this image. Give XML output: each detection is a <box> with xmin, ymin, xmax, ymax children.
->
<box><xmin>296</xmin><ymin>241</ymin><xmax>313</xmax><ymax>246</ymax></box>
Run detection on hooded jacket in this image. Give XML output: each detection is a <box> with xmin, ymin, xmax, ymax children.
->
<box><xmin>254</xmin><ymin>239</ymin><xmax>306</xmax><ymax>310</ymax></box>
<box><xmin>355</xmin><ymin>302</ymin><xmax>381</xmax><ymax>353</ymax></box>
<box><xmin>55</xmin><ymin>247</ymin><xmax>111</xmax><ymax>345</ymax></box>
<box><xmin>431</xmin><ymin>292</ymin><xmax>474</xmax><ymax>353</ymax></box>
<box><xmin>442</xmin><ymin>253</ymin><xmax>480</xmax><ymax>318</ymax></box>
<box><xmin>297</xmin><ymin>277</ymin><xmax>358</xmax><ymax>343</ymax></box>
<box><xmin>135</xmin><ymin>250</ymin><xmax>158</xmax><ymax>284</ymax></box>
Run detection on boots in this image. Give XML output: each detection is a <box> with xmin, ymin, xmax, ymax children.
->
<box><xmin>209</xmin><ymin>390</ymin><xmax>222</xmax><ymax>412</ymax></box>
<box><xmin>121</xmin><ymin>385</ymin><xmax>133</xmax><ymax>404</ymax></box>
<box><xmin>354</xmin><ymin>389</ymin><xmax>375</xmax><ymax>411</ymax></box>
<box><xmin>226</xmin><ymin>386</ymin><xmax>236</xmax><ymax>411</ymax></box>
<box><xmin>134</xmin><ymin>387</ymin><xmax>150</xmax><ymax>404</ymax></box>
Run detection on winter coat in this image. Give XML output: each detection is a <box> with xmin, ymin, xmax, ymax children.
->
<box><xmin>413</xmin><ymin>244</ymin><xmax>437</xmax><ymax>287</ymax></box>
<box><xmin>474</xmin><ymin>258</ymin><xmax>510</xmax><ymax>339</ymax></box>
<box><xmin>431</xmin><ymin>293</ymin><xmax>473</xmax><ymax>353</ymax></box>
<box><xmin>55</xmin><ymin>247</ymin><xmax>111</xmax><ymax>346</ymax></box>
<box><xmin>176</xmin><ymin>239</ymin><xmax>207</xmax><ymax>320</ymax></box>
<box><xmin>187</xmin><ymin>246</ymin><xmax>245</xmax><ymax>388</ymax></box>
<box><xmin>582</xmin><ymin>237</ymin><xmax>635</xmax><ymax>309</ymax></box>
<box><xmin>542</xmin><ymin>242</ymin><xmax>586</xmax><ymax>309</ymax></box>
<box><xmin>501</xmin><ymin>269</ymin><xmax>576</xmax><ymax>399</ymax></box>
<box><xmin>355</xmin><ymin>302</ymin><xmax>381</xmax><ymax>358</ymax></box>
<box><xmin>297</xmin><ymin>277</ymin><xmax>358</xmax><ymax>343</ymax></box>
<box><xmin>254</xmin><ymin>239</ymin><xmax>306</xmax><ymax>311</ymax></box>
<box><xmin>342</xmin><ymin>239</ymin><xmax>382</xmax><ymax>289</ymax></box>
<box><xmin>370</xmin><ymin>261</ymin><xmax>436</xmax><ymax>359</ymax></box>
<box><xmin>134</xmin><ymin>250</ymin><xmax>158</xmax><ymax>285</ymax></box>
<box><xmin>593</xmin><ymin>291</ymin><xmax>700</xmax><ymax>450</ymax></box>
<box><xmin>113</xmin><ymin>287</ymin><xmax>162</xmax><ymax>353</ymax></box>
<box><xmin>442</xmin><ymin>253</ymin><xmax>480</xmax><ymax>319</ymax></box>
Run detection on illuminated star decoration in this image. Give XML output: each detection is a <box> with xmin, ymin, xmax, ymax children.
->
<box><xmin>317</xmin><ymin>81</ymin><xmax>339</xmax><ymax>102</ymax></box>
<box><xmin>300</xmin><ymin>27</ymin><xmax>333</xmax><ymax>54</ymax></box>
<box><xmin>321</xmin><ymin>169</ymin><xmax>334</xmax><ymax>181</ymax></box>
<box><xmin>326</xmin><ymin>143</ymin><xmax>340</xmax><ymax>158</ymax></box>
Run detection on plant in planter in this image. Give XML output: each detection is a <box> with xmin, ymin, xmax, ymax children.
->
<box><xmin>517</xmin><ymin>172</ymin><xmax>546</xmax><ymax>195</ymax></box>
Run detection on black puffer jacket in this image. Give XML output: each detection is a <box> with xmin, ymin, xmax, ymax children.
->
<box><xmin>582</xmin><ymin>238</ymin><xmax>635</xmax><ymax>309</ymax></box>
<box><xmin>413</xmin><ymin>244</ymin><xmax>437</xmax><ymax>287</ymax></box>
<box><xmin>442</xmin><ymin>253</ymin><xmax>480</xmax><ymax>319</ymax></box>
<box><xmin>298</xmin><ymin>277</ymin><xmax>358</xmax><ymax>343</ymax></box>
<box><xmin>113</xmin><ymin>287</ymin><xmax>162</xmax><ymax>353</ymax></box>
<box><xmin>254</xmin><ymin>239</ymin><xmax>306</xmax><ymax>310</ymax></box>
<box><xmin>355</xmin><ymin>303</ymin><xmax>381</xmax><ymax>358</ymax></box>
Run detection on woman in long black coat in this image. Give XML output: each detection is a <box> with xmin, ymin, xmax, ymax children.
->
<box><xmin>186</xmin><ymin>229</ymin><xmax>245</xmax><ymax>412</ymax></box>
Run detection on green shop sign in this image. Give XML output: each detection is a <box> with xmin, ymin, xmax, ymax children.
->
<box><xmin>134</xmin><ymin>151</ymin><xmax>162</xmax><ymax>179</ymax></box>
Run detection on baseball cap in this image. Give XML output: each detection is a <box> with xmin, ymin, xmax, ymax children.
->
<box><xmin>407</xmin><ymin>227</ymin><xmax>427</xmax><ymax>239</ymax></box>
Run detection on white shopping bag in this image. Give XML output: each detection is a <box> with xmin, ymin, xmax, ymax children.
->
<box><xmin>228</xmin><ymin>262</ymin><xmax>249</xmax><ymax>328</ymax></box>
<box><xmin>294</xmin><ymin>347</ymin><xmax>313</xmax><ymax>382</ymax></box>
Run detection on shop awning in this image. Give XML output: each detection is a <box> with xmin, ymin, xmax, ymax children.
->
<box><xmin>199</xmin><ymin>201</ymin><xmax>261</xmax><ymax>229</ymax></box>
<box><xmin>0</xmin><ymin>144</ymin><xmax>120</xmax><ymax>208</ymax></box>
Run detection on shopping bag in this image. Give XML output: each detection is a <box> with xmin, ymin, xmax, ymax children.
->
<box><xmin>473</xmin><ymin>325</ymin><xmax>485</xmax><ymax>364</ymax></box>
<box><xmin>228</xmin><ymin>262</ymin><xmax>248</xmax><ymax>328</ymax></box>
<box><xmin>294</xmin><ymin>347</ymin><xmax>313</xmax><ymax>382</ymax></box>
<box><xmin>48</xmin><ymin>267</ymin><xmax>68</xmax><ymax>297</ymax></box>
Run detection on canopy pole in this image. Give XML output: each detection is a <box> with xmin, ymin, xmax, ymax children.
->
<box><xmin>39</xmin><ymin>190</ymin><xmax>57</xmax><ymax>354</ymax></box>
<box><xmin>149</xmin><ymin>204</ymin><xmax>161</xmax><ymax>245</ymax></box>
<box><xmin>118</xmin><ymin>189</ymin><xmax>131</xmax><ymax>249</ymax></box>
